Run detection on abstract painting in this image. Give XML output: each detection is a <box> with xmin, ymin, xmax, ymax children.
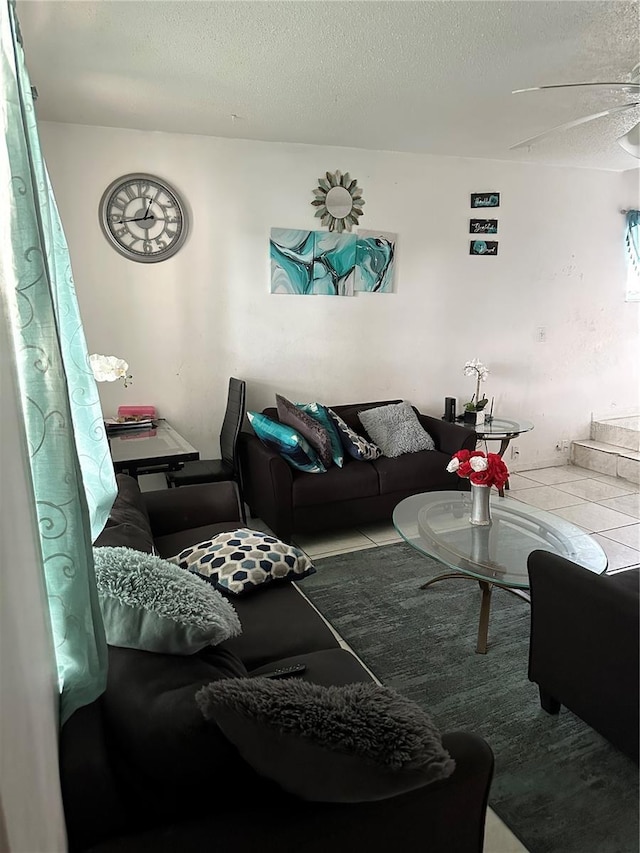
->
<box><xmin>354</xmin><ymin>230</ymin><xmax>396</xmax><ymax>293</ymax></box>
<box><xmin>270</xmin><ymin>228</ymin><xmax>396</xmax><ymax>295</ymax></box>
<box><xmin>313</xmin><ymin>232</ymin><xmax>356</xmax><ymax>295</ymax></box>
<box><xmin>270</xmin><ymin>229</ymin><xmax>315</xmax><ymax>294</ymax></box>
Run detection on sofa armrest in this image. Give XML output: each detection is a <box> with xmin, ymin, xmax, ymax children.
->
<box><xmin>527</xmin><ymin>551</ymin><xmax>639</xmax><ymax>760</ymax></box>
<box><xmin>239</xmin><ymin>432</ymin><xmax>294</xmax><ymax>542</ymax></box>
<box><xmin>417</xmin><ymin>413</ymin><xmax>477</xmax><ymax>455</ymax></box>
<box><xmin>84</xmin><ymin>731</ymin><xmax>494</xmax><ymax>853</ymax></box>
<box><xmin>142</xmin><ymin>481</ymin><xmax>243</xmax><ymax>538</ymax></box>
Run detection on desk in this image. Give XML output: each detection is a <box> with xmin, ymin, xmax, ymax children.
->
<box><xmin>109</xmin><ymin>419</ymin><xmax>199</xmax><ymax>479</ymax></box>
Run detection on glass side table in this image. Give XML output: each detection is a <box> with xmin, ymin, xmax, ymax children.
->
<box><xmin>471</xmin><ymin>416</ymin><xmax>534</xmax><ymax>458</ymax></box>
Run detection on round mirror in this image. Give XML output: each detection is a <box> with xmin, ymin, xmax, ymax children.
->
<box><xmin>311</xmin><ymin>170</ymin><xmax>365</xmax><ymax>233</ymax></box>
<box><xmin>325</xmin><ymin>186</ymin><xmax>353</xmax><ymax>219</ymax></box>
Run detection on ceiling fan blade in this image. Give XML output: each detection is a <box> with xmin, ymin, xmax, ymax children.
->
<box><xmin>510</xmin><ymin>102</ymin><xmax>640</xmax><ymax>150</ymax></box>
<box><xmin>513</xmin><ymin>82</ymin><xmax>640</xmax><ymax>94</ymax></box>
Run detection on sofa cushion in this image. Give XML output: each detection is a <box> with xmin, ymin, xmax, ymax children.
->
<box><xmin>196</xmin><ymin>678</ymin><xmax>455</xmax><ymax>802</ymax></box>
<box><xmin>93</xmin><ymin>521</ymin><xmax>155</xmax><ymax>553</ymax></box>
<box><xmin>93</xmin><ymin>546</ymin><xmax>241</xmax><ymax>654</ymax></box>
<box><xmin>168</xmin><ymin>529</ymin><xmax>316</xmax><ymax>596</ymax></box>
<box><xmin>220</xmin><ymin>582</ymin><xmax>340</xmax><ymax>669</ymax></box>
<box><xmin>358</xmin><ymin>402</ymin><xmax>435</xmax><ymax>458</ymax></box>
<box><xmin>295</xmin><ymin>402</ymin><xmax>345</xmax><ymax>467</ymax></box>
<box><xmin>248</xmin><ymin>411</ymin><xmax>326</xmax><ymax>473</ymax></box>
<box><xmin>100</xmin><ymin>644</ymin><xmax>279</xmax><ymax>825</ymax></box>
<box><xmin>372</xmin><ymin>450</ymin><xmax>457</xmax><ymax>494</ymax></box>
<box><xmin>276</xmin><ymin>394</ymin><xmax>334</xmax><ymax>468</ymax></box>
<box><xmin>292</xmin><ymin>457</ymin><xmax>380</xmax><ymax>508</ymax></box>
<box><xmin>328</xmin><ymin>408</ymin><xmax>382</xmax><ymax>461</ymax></box>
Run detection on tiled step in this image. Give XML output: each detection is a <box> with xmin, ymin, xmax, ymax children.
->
<box><xmin>591</xmin><ymin>417</ymin><xmax>640</xmax><ymax>452</ymax></box>
<box><xmin>571</xmin><ymin>439</ymin><xmax>640</xmax><ymax>484</ymax></box>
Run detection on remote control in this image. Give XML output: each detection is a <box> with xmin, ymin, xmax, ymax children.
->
<box><xmin>255</xmin><ymin>663</ymin><xmax>307</xmax><ymax>679</ymax></box>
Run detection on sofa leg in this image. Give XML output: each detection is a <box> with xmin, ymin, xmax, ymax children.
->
<box><xmin>539</xmin><ymin>687</ymin><xmax>561</xmax><ymax>714</ymax></box>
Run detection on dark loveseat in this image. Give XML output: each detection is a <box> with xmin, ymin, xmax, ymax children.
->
<box><xmin>240</xmin><ymin>399</ymin><xmax>476</xmax><ymax>542</ymax></box>
<box><xmin>60</xmin><ymin>475</ymin><xmax>494</xmax><ymax>852</ymax></box>
<box><xmin>527</xmin><ymin>550</ymin><xmax>640</xmax><ymax>762</ymax></box>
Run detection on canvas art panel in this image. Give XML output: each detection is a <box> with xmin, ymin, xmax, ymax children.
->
<box><xmin>270</xmin><ymin>228</ymin><xmax>315</xmax><ymax>294</ymax></box>
<box><xmin>313</xmin><ymin>231</ymin><xmax>356</xmax><ymax>296</ymax></box>
<box><xmin>354</xmin><ymin>230</ymin><xmax>397</xmax><ymax>293</ymax></box>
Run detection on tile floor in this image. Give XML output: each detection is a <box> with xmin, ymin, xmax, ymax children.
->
<box><xmin>292</xmin><ymin>464</ymin><xmax>640</xmax><ymax>572</ymax></box>
<box><xmin>290</xmin><ymin>464</ymin><xmax>638</xmax><ymax>853</ymax></box>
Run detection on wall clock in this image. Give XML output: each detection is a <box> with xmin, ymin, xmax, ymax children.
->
<box><xmin>99</xmin><ymin>173</ymin><xmax>189</xmax><ymax>262</ymax></box>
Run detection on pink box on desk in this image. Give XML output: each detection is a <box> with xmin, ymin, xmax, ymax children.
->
<box><xmin>117</xmin><ymin>405</ymin><xmax>157</xmax><ymax>419</ymax></box>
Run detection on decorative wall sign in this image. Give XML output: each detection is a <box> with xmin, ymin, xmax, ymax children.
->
<box><xmin>270</xmin><ymin>228</ymin><xmax>395</xmax><ymax>295</ymax></box>
<box><xmin>471</xmin><ymin>192</ymin><xmax>500</xmax><ymax>208</ymax></box>
<box><xmin>470</xmin><ymin>219</ymin><xmax>498</xmax><ymax>235</ymax></box>
<box><xmin>311</xmin><ymin>170</ymin><xmax>365</xmax><ymax>233</ymax></box>
<box><xmin>354</xmin><ymin>230</ymin><xmax>396</xmax><ymax>293</ymax></box>
<box><xmin>470</xmin><ymin>240</ymin><xmax>499</xmax><ymax>256</ymax></box>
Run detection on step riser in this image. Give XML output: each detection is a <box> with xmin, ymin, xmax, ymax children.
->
<box><xmin>571</xmin><ymin>444</ymin><xmax>640</xmax><ymax>484</ymax></box>
<box><xmin>591</xmin><ymin>421</ymin><xmax>640</xmax><ymax>452</ymax></box>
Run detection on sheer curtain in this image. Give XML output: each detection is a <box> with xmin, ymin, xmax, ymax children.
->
<box><xmin>1</xmin><ymin>0</ymin><xmax>117</xmax><ymax>723</ymax></box>
<box><xmin>625</xmin><ymin>210</ymin><xmax>639</xmax><ymax>302</ymax></box>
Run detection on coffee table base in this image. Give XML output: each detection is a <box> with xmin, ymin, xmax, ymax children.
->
<box><xmin>420</xmin><ymin>574</ymin><xmax>530</xmax><ymax>654</ymax></box>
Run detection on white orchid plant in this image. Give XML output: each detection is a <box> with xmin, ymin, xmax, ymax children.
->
<box><xmin>89</xmin><ymin>354</ymin><xmax>133</xmax><ymax>388</ymax></box>
<box><xmin>463</xmin><ymin>358</ymin><xmax>489</xmax><ymax>412</ymax></box>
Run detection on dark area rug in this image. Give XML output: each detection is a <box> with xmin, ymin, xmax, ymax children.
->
<box><xmin>302</xmin><ymin>542</ymin><xmax>639</xmax><ymax>853</ymax></box>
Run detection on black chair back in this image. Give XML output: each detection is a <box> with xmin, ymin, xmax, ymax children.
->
<box><xmin>220</xmin><ymin>377</ymin><xmax>246</xmax><ymax>474</ymax></box>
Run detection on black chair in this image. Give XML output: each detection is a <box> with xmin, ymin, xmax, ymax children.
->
<box><xmin>165</xmin><ymin>378</ymin><xmax>247</xmax><ymax>521</ymax></box>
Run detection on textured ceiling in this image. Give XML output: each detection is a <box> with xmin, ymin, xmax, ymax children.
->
<box><xmin>16</xmin><ymin>0</ymin><xmax>640</xmax><ymax>171</ymax></box>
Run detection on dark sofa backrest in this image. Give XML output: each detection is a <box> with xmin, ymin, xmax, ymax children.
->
<box><xmin>262</xmin><ymin>400</ymin><xmax>404</xmax><ymax>434</ymax></box>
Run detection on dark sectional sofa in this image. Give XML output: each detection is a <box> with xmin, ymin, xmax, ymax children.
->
<box><xmin>527</xmin><ymin>550</ymin><xmax>640</xmax><ymax>762</ymax></box>
<box><xmin>239</xmin><ymin>399</ymin><xmax>476</xmax><ymax>542</ymax></box>
<box><xmin>60</xmin><ymin>474</ymin><xmax>494</xmax><ymax>853</ymax></box>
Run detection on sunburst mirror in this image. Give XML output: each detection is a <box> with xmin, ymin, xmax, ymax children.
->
<box><xmin>311</xmin><ymin>170</ymin><xmax>365</xmax><ymax>232</ymax></box>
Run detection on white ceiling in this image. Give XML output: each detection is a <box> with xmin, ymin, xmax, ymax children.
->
<box><xmin>16</xmin><ymin>0</ymin><xmax>640</xmax><ymax>171</ymax></box>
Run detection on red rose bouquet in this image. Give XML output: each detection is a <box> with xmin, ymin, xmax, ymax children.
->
<box><xmin>446</xmin><ymin>449</ymin><xmax>509</xmax><ymax>490</ymax></box>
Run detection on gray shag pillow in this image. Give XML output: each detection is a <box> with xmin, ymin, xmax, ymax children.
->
<box><xmin>358</xmin><ymin>402</ymin><xmax>435</xmax><ymax>457</ymax></box>
<box><xmin>196</xmin><ymin>677</ymin><xmax>455</xmax><ymax>802</ymax></box>
<box><xmin>93</xmin><ymin>546</ymin><xmax>241</xmax><ymax>654</ymax></box>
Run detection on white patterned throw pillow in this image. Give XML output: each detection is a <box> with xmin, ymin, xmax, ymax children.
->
<box><xmin>169</xmin><ymin>529</ymin><xmax>316</xmax><ymax>596</ymax></box>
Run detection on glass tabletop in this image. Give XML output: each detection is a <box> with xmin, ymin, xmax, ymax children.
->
<box><xmin>473</xmin><ymin>417</ymin><xmax>534</xmax><ymax>437</ymax></box>
<box><xmin>393</xmin><ymin>491</ymin><xmax>607</xmax><ymax>588</ymax></box>
<box><xmin>109</xmin><ymin>419</ymin><xmax>199</xmax><ymax>466</ymax></box>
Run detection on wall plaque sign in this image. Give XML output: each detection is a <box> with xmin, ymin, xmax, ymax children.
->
<box><xmin>470</xmin><ymin>240</ymin><xmax>499</xmax><ymax>256</ymax></box>
<box><xmin>471</xmin><ymin>192</ymin><xmax>500</xmax><ymax>208</ymax></box>
<box><xmin>470</xmin><ymin>219</ymin><xmax>498</xmax><ymax>234</ymax></box>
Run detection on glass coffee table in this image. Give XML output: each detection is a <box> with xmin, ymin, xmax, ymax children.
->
<box><xmin>393</xmin><ymin>491</ymin><xmax>607</xmax><ymax>654</ymax></box>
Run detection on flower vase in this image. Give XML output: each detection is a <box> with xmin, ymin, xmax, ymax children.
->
<box><xmin>470</xmin><ymin>483</ymin><xmax>492</xmax><ymax>526</ymax></box>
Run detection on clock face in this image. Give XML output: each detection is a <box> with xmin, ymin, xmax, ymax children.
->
<box><xmin>99</xmin><ymin>173</ymin><xmax>188</xmax><ymax>262</ymax></box>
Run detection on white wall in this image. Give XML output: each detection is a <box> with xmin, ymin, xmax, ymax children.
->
<box><xmin>40</xmin><ymin>122</ymin><xmax>639</xmax><ymax>471</ymax></box>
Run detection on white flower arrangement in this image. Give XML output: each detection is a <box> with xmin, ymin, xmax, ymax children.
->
<box><xmin>463</xmin><ymin>358</ymin><xmax>489</xmax><ymax>412</ymax></box>
<box><xmin>89</xmin><ymin>354</ymin><xmax>132</xmax><ymax>388</ymax></box>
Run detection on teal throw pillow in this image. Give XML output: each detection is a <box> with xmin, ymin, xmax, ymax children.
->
<box><xmin>327</xmin><ymin>408</ymin><xmax>382</xmax><ymax>461</ymax></box>
<box><xmin>168</xmin><ymin>528</ymin><xmax>316</xmax><ymax>596</ymax></box>
<box><xmin>295</xmin><ymin>402</ymin><xmax>344</xmax><ymax>468</ymax></box>
<box><xmin>93</xmin><ymin>546</ymin><xmax>241</xmax><ymax>654</ymax></box>
<box><xmin>247</xmin><ymin>411</ymin><xmax>326</xmax><ymax>474</ymax></box>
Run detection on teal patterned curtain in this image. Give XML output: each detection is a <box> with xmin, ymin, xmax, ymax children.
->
<box><xmin>1</xmin><ymin>0</ymin><xmax>117</xmax><ymax>723</ymax></box>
